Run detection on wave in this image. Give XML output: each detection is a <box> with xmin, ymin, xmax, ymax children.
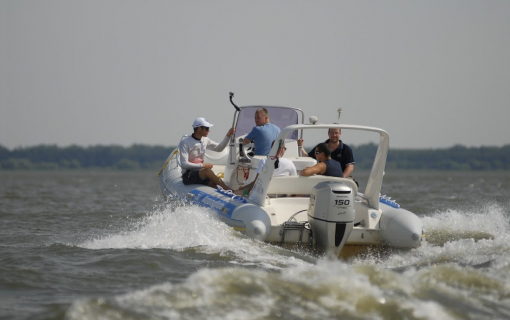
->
<box><xmin>77</xmin><ymin>199</ymin><xmax>510</xmax><ymax>270</ymax></box>
<box><xmin>65</xmin><ymin>202</ymin><xmax>510</xmax><ymax>319</ymax></box>
<box><xmin>66</xmin><ymin>258</ymin><xmax>510</xmax><ymax>320</ymax></box>
<box><xmin>78</xmin><ymin>202</ymin><xmax>315</xmax><ymax>270</ymax></box>
<box><xmin>423</xmin><ymin>203</ymin><xmax>508</xmax><ymax>245</ymax></box>
<box><xmin>347</xmin><ymin>202</ymin><xmax>510</xmax><ymax>270</ymax></box>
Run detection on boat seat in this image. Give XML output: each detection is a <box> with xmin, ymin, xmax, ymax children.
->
<box><xmin>242</xmin><ymin>155</ymin><xmax>315</xmax><ymax>172</ymax></box>
<box><xmin>267</xmin><ymin>175</ymin><xmax>358</xmax><ymax>196</ymax></box>
<box><xmin>248</xmin><ymin>156</ymin><xmax>316</xmax><ymax>178</ymax></box>
<box><xmin>283</xmin><ymin>156</ymin><xmax>317</xmax><ymax>173</ymax></box>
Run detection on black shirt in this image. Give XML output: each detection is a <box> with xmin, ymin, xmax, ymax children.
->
<box><xmin>308</xmin><ymin>140</ymin><xmax>355</xmax><ymax>172</ymax></box>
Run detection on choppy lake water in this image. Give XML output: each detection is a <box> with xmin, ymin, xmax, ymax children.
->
<box><xmin>1</xmin><ymin>170</ymin><xmax>509</xmax><ymax>320</ymax></box>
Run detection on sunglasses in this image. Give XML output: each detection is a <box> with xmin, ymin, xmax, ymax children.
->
<box><xmin>201</xmin><ymin>126</ymin><xmax>210</xmax><ymax>131</ymax></box>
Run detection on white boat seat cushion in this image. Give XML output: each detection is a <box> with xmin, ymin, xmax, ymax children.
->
<box><xmin>283</xmin><ymin>156</ymin><xmax>317</xmax><ymax>173</ymax></box>
<box><xmin>267</xmin><ymin>175</ymin><xmax>358</xmax><ymax>196</ymax></box>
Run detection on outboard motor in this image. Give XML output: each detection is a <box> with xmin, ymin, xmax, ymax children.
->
<box><xmin>308</xmin><ymin>181</ymin><xmax>355</xmax><ymax>258</ymax></box>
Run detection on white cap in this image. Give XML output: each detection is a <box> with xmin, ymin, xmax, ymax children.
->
<box><xmin>192</xmin><ymin>117</ymin><xmax>214</xmax><ymax>128</ymax></box>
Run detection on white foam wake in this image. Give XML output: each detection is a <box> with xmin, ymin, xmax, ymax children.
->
<box><xmin>79</xmin><ymin>203</ymin><xmax>313</xmax><ymax>269</ymax></box>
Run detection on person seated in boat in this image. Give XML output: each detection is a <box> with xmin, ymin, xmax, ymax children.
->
<box><xmin>300</xmin><ymin>143</ymin><xmax>344</xmax><ymax>178</ymax></box>
<box><xmin>297</xmin><ymin>127</ymin><xmax>355</xmax><ymax>178</ymax></box>
<box><xmin>179</xmin><ymin>117</ymin><xmax>235</xmax><ymax>190</ymax></box>
<box><xmin>235</xmin><ymin>141</ymin><xmax>297</xmax><ymax>195</ymax></box>
<box><xmin>243</xmin><ymin>108</ymin><xmax>281</xmax><ymax>156</ymax></box>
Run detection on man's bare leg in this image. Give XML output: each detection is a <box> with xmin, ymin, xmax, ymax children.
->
<box><xmin>199</xmin><ymin>168</ymin><xmax>231</xmax><ymax>190</ymax></box>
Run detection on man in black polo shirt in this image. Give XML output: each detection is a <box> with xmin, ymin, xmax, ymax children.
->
<box><xmin>297</xmin><ymin>128</ymin><xmax>355</xmax><ymax>178</ymax></box>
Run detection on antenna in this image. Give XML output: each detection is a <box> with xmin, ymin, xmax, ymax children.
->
<box><xmin>229</xmin><ymin>92</ymin><xmax>241</xmax><ymax>111</ymax></box>
<box><xmin>337</xmin><ymin>108</ymin><xmax>343</xmax><ymax>123</ymax></box>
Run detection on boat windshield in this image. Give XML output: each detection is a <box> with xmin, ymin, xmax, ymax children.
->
<box><xmin>234</xmin><ymin>106</ymin><xmax>299</xmax><ymax>140</ymax></box>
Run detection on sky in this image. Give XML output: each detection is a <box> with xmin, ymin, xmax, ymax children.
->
<box><xmin>1</xmin><ymin>0</ymin><xmax>509</xmax><ymax>150</ymax></box>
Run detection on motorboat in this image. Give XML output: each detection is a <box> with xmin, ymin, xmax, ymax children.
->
<box><xmin>158</xmin><ymin>93</ymin><xmax>424</xmax><ymax>258</ymax></box>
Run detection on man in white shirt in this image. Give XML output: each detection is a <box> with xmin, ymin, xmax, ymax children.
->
<box><xmin>178</xmin><ymin>117</ymin><xmax>235</xmax><ymax>189</ymax></box>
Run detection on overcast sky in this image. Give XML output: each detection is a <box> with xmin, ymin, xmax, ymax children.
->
<box><xmin>1</xmin><ymin>1</ymin><xmax>509</xmax><ymax>150</ymax></box>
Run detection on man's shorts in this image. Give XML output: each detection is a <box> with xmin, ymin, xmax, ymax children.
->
<box><xmin>182</xmin><ymin>170</ymin><xmax>210</xmax><ymax>186</ymax></box>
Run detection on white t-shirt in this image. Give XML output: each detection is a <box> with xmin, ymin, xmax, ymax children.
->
<box><xmin>178</xmin><ymin>134</ymin><xmax>229</xmax><ymax>174</ymax></box>
<box><xmin>256</xmin><ymin>157</ymin><xmax>297</xmax><ymax>177</ymax></box>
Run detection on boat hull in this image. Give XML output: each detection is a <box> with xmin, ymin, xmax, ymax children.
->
<box><xmin>159</xmin><ymin>150</ymin><xmax>271</xmax><ymax>241</ymax></box>
<box><xmin>379</xmin><ymin>204</ymin><xmax>424</xmax><ymax>248</ymax></box>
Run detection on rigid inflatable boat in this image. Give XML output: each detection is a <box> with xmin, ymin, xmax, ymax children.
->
<box><xmin>158</xmin><ymin>93</ymin><xmax>424</xmax><ymax>258</ymax></box>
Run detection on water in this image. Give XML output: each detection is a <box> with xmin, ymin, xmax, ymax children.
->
<box><xmin>1</xmin><ymin>170</ymin><xmax>510</xmax><ymax>320</ymax></box>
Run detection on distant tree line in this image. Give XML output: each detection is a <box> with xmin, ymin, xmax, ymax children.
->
<box><xmin>353</xmin><ymin>143</ymin><xmax>510</xmax><ymax>171</ymax></box>
<box><xmin>0</xmin><ymin>143</ymin><xmax>509</xmax><ymax>171</ymax></box>
<box><xmin>0</xmin><ymin>144</ymin><xmax>172</xmax><ymax>171</ymax></box>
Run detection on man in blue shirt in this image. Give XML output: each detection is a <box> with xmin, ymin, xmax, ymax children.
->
<box><xmin>243</xmin><ymin>108</ymin><xmax>281</xmax><ymax>156</ymax></box>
